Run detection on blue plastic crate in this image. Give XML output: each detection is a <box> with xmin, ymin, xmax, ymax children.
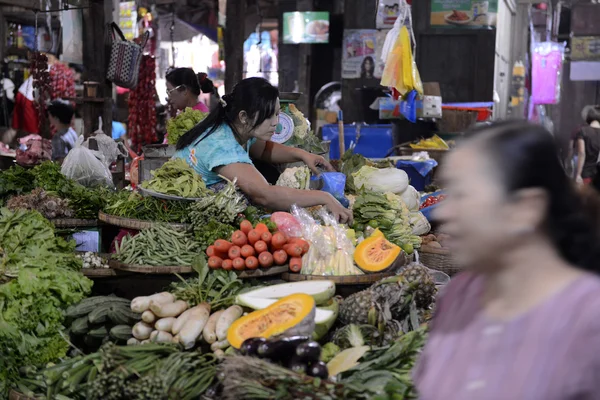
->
<box><xmin>321</xmin><ymin>124</ymin><xmax>394</xmax><ymax>160</ymax></box>
<box><xmin>420</xmin><ymin>191</ymin><xmax>445</xmax><ymax>222</ymax></box>
<box><xmin>395</xmin><ymin>160</ymin><xmax>437</xmax><ymax>192</ymax></box>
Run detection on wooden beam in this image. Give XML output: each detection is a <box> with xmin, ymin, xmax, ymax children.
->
<box><xmin>224</xmin><ymin>0</ymin><xmax>246</xmax><ymax>93</ymax></box>
<box><xmin>81</xmin><ymin>0</ymin><xmax>112</xmax><ymax>138</ymax></box>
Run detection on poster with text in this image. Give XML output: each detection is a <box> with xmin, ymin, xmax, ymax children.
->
<box><xmin>343</xmin><ymin>30</ymin><xmax>386</xmax><ymax>79</ymax></box>
<box><xmin>430</xmin><ymin>0</ymin><xmax>497</xmax><ymax>28</ymax></box>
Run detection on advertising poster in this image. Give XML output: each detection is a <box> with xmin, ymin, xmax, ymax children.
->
<box><xmin>283</xmin><ymin>12</ymin><xmax>330</xmax><ymax>44</ymax></box>
<box><xmin>376</xmin><ymin>0</ymin><xmax>412</xmax><ymax>29</ymax></box>
<box><xmin>430</xmin><ymin>0</ymin><xmax>497</xmax><ymax>28</ymax></box>
<box><xmin>342</xmin><ymin>30</ymin><xmax>389</xmax><ymax>79</ymax></box>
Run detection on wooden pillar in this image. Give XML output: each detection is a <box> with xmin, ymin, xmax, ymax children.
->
<box><xmin>224</xmin><ymin>0</ymin><xmax>246</xmax><ymax>93</ymax></box>
<box><xmin>341</xmin><ymin>1</ymin><xmax>379</xmax><ymax>123</ymax></box>
<box><xmin>82</xmin><ymin>0</ymin><xmax>112</xmax><ymax>139</ymax></box>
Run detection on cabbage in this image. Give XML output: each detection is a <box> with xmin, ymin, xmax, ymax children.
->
<box><xmin>352</xmin><ymin>166</ymin><xmax>409</xmax><ymax>194</ymax></box>
<box><xmin>401</xmin><ymin>185</ymin><xmax>420</xmax><ymax>211</ymax></box>
<box><xmin>410</xmin><ymin>211</ymin><xmax>431</xmax><ymax>236</ymax></box>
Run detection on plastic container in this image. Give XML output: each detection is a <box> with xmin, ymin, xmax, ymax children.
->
<box><xmin>419</xmin><ymin>190</ymin><xmax>445</xmax><ymax>222</ymax></box>
<box><xmin>321</xmin><ymin>124</ymin><xmax>394</xmax><ymax>160</ymax></box>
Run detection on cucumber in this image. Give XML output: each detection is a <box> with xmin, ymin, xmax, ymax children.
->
<box><xmin>88</xmin><ymin>325</ymin><xmax>109</xmax><ymax>339</ymax></box>
<box><xmin>66</xmin><ymin>296</ymin><xmax>130</xmax><ymax>319</ymax></box>
<box><xmin>71</xmin><ymin>315</ymin><xmax>90</xmax><ymax>336</ymax></box>
<box><xmin>110</xmin><ymin>325</ymin><xmax>133</xmax><ymax>341</ymax></box>
<box><xmin>109</xmin><ymin>305</ymin><xmax>142</xmax><ymax>325</ymax></box>
<box><xmin>88</xmin><ymin>304</ymin><xmax>114</xmax><ymax>325</ymax></box>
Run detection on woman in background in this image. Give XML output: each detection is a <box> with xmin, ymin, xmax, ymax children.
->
<box><xmin>415</xmin><ymin>121</ymin><xmax>600</xmax><ymax>400</ymax></box>
<box><xmin>575</xmin><ymin>105</ymin><xmax>600</xmax><ymax>184</ymax></box>
<box><xmin>165</xmin><ymin>67</ymin><xmax>212</xmax><ymax>113</ymax></box>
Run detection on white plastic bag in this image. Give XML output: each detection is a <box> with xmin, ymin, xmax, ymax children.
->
<box><xmin>61</xmin><ymin>145</ymin><xmax>114</xmax><ymax>188</ymax></box>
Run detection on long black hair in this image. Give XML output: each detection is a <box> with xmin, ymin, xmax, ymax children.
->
<box><xmin>468</xmin><ymin>120</ymin><xmax>600</xmax><ymax>272</ymax></box>
<box><xmin>176</xmin><ymin>77</ymin><xmax>279</xmax><ymax>150</ymax></box>
<box><xmin>166</xmin><ymin>68</ymin><xmax>215</xmax><ymax>97</ymax></box>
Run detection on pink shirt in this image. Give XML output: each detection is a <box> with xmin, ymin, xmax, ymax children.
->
<box><xmin>415</xmin><ymin>272</ymin><xmax>600</xmax><ymax>400</ymax></box>
<box><xmin>192</xmin><ymin>101</ymin><xmax>209</xmax><ymax>113</ymax></box>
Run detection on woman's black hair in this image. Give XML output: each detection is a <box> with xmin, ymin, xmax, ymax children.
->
<box><xmin>176</xmin><ymin>77</ymin><xmax>279</xmax><ymax>150</ymax></box>
<box><xmin>467</xmin><ymin>120</ymin><xmax>600</xmax><ymax>272</ymax></box>
<box><xmin>166</xmin><ymin>68</ymin><xmax>214</xmax><ymax>97</ymax></box>
<box><xmin>585</xmin><ymin>106</ymin><xmax>600</xmax><ymax>125</ymax></box>
<box><xmin>360</xmin><ymin>56</ymin><xmax>375</xmax><ymax>78</ymax></box>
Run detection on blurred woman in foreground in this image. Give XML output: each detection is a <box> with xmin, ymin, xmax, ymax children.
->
<box><xmin>415</xmin><ymin>121</ymin><xmax>600</xmax><ymax>400</ymax></box>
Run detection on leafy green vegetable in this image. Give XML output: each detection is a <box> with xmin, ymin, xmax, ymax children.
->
<box><xmin>104</xmin><ymin>191</ymin><xmax>191</xmax><ymax>223</ymax></box>
<box><xmin>170</xmin><ymin>255</ymin><xmax>252</xmax><ymax>310</ymax></box>
<box><xmin>0</xmin><ymin>208</ymin><xmax>92</xmax><ymax>398</ymax></box>
<box><xmin>352</xmin><ymin>190</ymin><xmax>422</xmax><ymax>248</ymax></box>
<box><xmin>193</xmin><ymin>219</ymin><xmax>236</xmax><ymax>252</ymax></box>
<box><xmin>0</xmin><ymin>165</ymin><xmax>35</xmax><ymax>203</ymax></box>
<box><xmin>166</xmin><ymin>107</ymin><xmax>208</xmax><ymax>145</ymax></box>
<box><xmin>141</xmin><ymin>158</ymin><xmax>209</xmax><ymax>198</ymax></box>
<box><xmin>188</xmin><ymin>178</ymin><xmax>246</xmax><ymax>227</ymax></box>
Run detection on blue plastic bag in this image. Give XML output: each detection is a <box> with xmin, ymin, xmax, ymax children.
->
<box><xmin>319</xmin><ymin>172</ymin><xmax>350</xmax><ymax>208</ymax></box>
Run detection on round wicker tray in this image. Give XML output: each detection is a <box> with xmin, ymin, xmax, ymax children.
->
<box><xmin>418</xmin><ymin>245</ymin><xmax>459</xmax><ymax>276</ymax></box>
<box><xmin>98</xmin><ymin>211</ymin><xmax>189</xmax><ymax>231</ymax></box>
<box><xmin>81</xmin><ymin>268</ymin><xmax>121</xmax><ymax>278</ymax></box>
<box><xmin>51</xmin><ymin>218</ymin><xmax>98</xmax><ymax>228</ymax></box>
<box><xmin>9</xmin><ymin>390</ymin><xmax>38</xmax><ymax>400</ymax></box>
<box><xmin>235</xmin><ymin>265</ymin><xmax>289</xmax><ymax>279</ymax></box>
<box><xmin>109</xmin><ymin>259</ymin><xmax>194</xmax><ymax>274</ymax></box>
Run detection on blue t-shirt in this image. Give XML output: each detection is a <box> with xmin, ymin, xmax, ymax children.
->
<box><xmin>112</xmin><ymin>121</ymin><xmax>126</xmax><ymax>140</ymax></box>
<box><xmin>173</xmin><ymin>123</ymin><xmax>256</xmax><ymax>186</ymax></box>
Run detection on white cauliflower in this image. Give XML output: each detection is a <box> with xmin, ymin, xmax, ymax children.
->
<box><xmin>276</xmin><ymin>166</ymin><xmax>311</xmax><ymax>190</ymax></box>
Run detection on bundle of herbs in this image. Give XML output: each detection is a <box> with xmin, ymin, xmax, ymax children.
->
<box><xmin>169</xmin><ymin>257</ymin><xmax>252</xmax><ymax>310</ymax></box>
<box><xmin>104</xmin><ymin>191</ymin><xmax>191</xmax><ymax>223</ymax></box>
<box><xmin>18</xmin><ymin>343</ymin><xmax>218</xmax><ymax>400</ymax></box>
<box><xmin>188</xmin><ymin>178</ymin><xmax>246</xmax><ymax>227</ymax></box>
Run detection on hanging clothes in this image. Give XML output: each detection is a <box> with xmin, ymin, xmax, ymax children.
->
<box><xmin>12</xmin><ymin>77</ymin><xmax>38</xmax><ymax>134</ymax></box>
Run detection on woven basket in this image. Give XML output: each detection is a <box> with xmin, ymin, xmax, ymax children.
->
<box><xmin>418</xmin><ymin>245</ymin><xmax>460</xmax><ymax>276</ymax></box>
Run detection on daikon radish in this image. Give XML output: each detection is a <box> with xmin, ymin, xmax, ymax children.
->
<box><xmin>172</xmin><ymin>304</ymin><xmax>208</xmax><ymax>335</ymax></box>
<box><xmin>202</xmin><ymin>310</ymin><xmax>224</xmax><ymax>344</ymax></box>
<box><xmin>150</xmin><ymin>299</ymin><xmax>188</xmax><ymax>318</ymax></box>
<box><xmin>132</xmin><ymin>322</ymin><xmax>153</xmax><ymax>340</ymax></box>
<box><xmin>210</xmin><ymin>339</ymin><xmax>230</xmax><ymax>352</ymax></box>
<box><xmin>131</xmin><ymin>292</ymin><xmax>175</xmax><ymax>313</ymax></box>
<box><xmin>127</xmin><ymin>338</ymin><xmax>140</xmax><ymax>346</ymax></box>
<box><xmin>150</xmin><ymin>330</ymin><xmax>159</xmax><ymax>342</ymax></box>
<box><xmin>172</xmin><ymin>334</ymin><xmax>180</xmax><ymax>344</ymax></box>
<box><xmin>142</xmin><ymin>310</ymin><xmax>157</xmax><ymax>324</ymax></box>
<box><xmin>179</xmin><ymin>303</ymin><xmax>211</xmax><ymax>349</ymax></box>
<box><xmin>155</xmin><ymin>331</ymin><xmax>173</xmax><ymax>343</ymax></box>
<box><xmin>155</xmin><ymin>317</ymin><xmax>177</xmax><ymax>332</ymax></box>
<box><xmin>216</xmin><ymin>305</ymin><xmax>243</xmax><ymax>341</ymax></box>
<box><xmin>140</xmin><ymin>340</ymin><xmax>150</xmax><ymax>344</ymax></box>
<box><xmin>213</xmin><ymin>349</ymin><xmax>225</xmax><ymax>359</ymax></box>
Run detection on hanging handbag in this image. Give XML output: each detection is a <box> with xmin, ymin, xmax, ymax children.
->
<box><xmin>106</xmin><ymin>22</ymin><xmax>149</xmax><ymax>89</ymax></box>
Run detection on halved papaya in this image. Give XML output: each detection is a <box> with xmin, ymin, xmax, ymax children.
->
<box><xmin>354</xmin><ymin>235</ymin><xmax>401</xmax><ymax>273</ymax></box>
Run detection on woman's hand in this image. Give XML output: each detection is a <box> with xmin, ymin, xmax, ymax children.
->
<box><xmin>325</xmin><ymin>196</ymin><xmax>353</xmax><ymax>225</ymax></box>
<box><xmin>301</xmin><ymin>152</ymin><xmax>335</xmax><ymax>175</ymax></box>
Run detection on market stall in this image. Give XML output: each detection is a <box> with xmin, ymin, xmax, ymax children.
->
<box><xmin>0</xmin><ymin>136</ymin><xmax>455</xmax><ymax>399</ymax></box>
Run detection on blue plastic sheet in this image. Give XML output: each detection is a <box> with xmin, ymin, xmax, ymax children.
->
<box><xmin>395</xmin><ymin>159</ymin><xmax>438</xmax><ymax>177</ymax></box>
<box><xmin>313</xmin><ymin>173</ymin><xmax>350</xmax><ymax>208</ymax></box>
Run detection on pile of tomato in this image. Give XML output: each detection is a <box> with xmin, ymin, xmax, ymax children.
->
<box><xmin>420</xmin><ymin>194</ymin><xmax>446</xmax><ymax>210</ymax></box>
<box><xmin>206</xmin><ymin>220</ymin><xmax>310</xmax><ymax>273</ymax></box>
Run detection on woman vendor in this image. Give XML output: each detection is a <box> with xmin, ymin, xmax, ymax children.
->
<box><xmin>166</xmin><ymin>67</ymin><xmax>213</xmax><ymax>113</ymax></box>
<box><xmin>174</xmin><ymin>77</ymin><xmax>353</xmax><ymax>224</ymax></box>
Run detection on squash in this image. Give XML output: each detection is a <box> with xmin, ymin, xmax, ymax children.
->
<box><xmin>370</xmin><ymin>228</ymin><xmax>385</xmax><ymax>238</ymax></box>
<box><xmin>354</xmin><ymin>235</ymin><xmax>401</xmax><ymax>273</ymax></box>
<box><xmin>227</xmin><ymin>293</ymin><xmax>316</xmax><ymax>349</ymax></box>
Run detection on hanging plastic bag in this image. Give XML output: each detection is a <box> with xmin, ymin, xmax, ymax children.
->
<box><xmin>84</xmin><ymin>117</ymin><xmax>127</xmax><ymax>168</ymax></box>
<box><xmin>61</xmin><ymin>142</ymin><xmax>114</xmax><ymax>188</ymax></box>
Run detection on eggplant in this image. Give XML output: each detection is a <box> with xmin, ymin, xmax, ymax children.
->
<box><xmin>257</xmin><ymin>336</ymin><xmax>310</xmax><ymax>360</ymax></box>
<box><xmin>240</xmin><ymin>337</ymin><xmax>267</xmax><ymax>356</ymax></box>
<box><xmin>295</xmin><ymin>341</ymin><xmax>321</xmax><ymax>362</ymax></box>
<box><xmin>307</xmin><ymin>361</ymin><xmax>329</xmax><ymax>379</ymax></box>
<box><xmin>287</xmin><ymin>356</ymin><xmax>309</xmax><ymax>375</ymax></box>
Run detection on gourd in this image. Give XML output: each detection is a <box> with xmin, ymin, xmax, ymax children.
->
<box><xmin>354</xmin><ymin>235</ymin><xmax>400</xmax><ymax>273</ymax></box>
<box><xmin>227</xmin><ymin>294</ymin><xmax>316</xmax><ymax>349</ymax></box>
<box><xmin>370</xmin><ymin>228</ymin><xmax>385</xmax><ymax>238</ymax></box>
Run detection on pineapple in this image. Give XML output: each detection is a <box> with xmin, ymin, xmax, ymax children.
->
<box><xmin>398</xmin><ymin>263</ymin><xmax>437</xmax><ymax>309</ymax></box>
